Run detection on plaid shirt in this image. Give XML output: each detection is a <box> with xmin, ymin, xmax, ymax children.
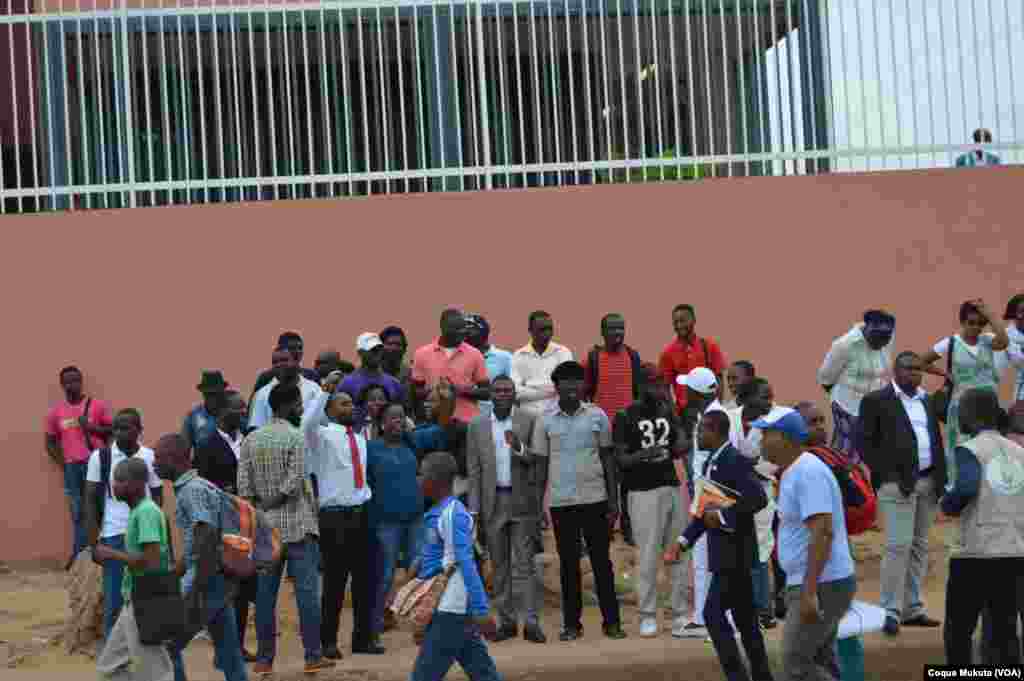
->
<box><xmin>238</xmin><ymin>417</ymin><xmax>318</xmax><ymax>543</ymax></box>
<box><xmin>173</xmin><ymin>470</ymin><xmax>239</xmax><ymax>592</ymax></box>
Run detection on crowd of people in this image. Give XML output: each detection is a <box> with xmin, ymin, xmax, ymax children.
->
<box><xmin>42</xmin><ymin>297</ymin><xmax>1024</xmax><ymax>681</ymax></box>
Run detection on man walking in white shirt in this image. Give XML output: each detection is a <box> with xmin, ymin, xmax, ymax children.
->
<box><xmin>301</xmin><ymin>373</ymin><xmax>382</xmax><ymax>658</ymax></box>
<box><xmin>510</xmin><ymin>311</ymin><xmax>573</xmax><ymax>419</ymax></box>
<box><xmin>250</xmin><ymin>348</ymin><xmax>324</xmax><ymax>430</ymax></box>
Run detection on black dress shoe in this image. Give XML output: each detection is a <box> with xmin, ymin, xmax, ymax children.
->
<box><xmin>493</xmin><ymin>624</ymin><xmax>518</xmax><ymax>642</ymax></box>
<box><xmin>322</xmin><ymin>646</ymin><xmax>343</xmax><ymax>660</ymax></box>
<box><xmin>352</xmin><ymin>642</ymin><xmax>386</xmax><ymax>655</ymax></box>
<box><xmin>523</xmin><ymin>624</ymin><xmax>547</xmax><ymax>644</ymax></box>
<box><xmin>883</xmin><ymin>617</ymin><xmax>900</xmax><ymax>636</ymax></box>
<box><xmin>903</xmin><ymin>614</ymin><xmax>941</xmax><ymax>628</ymax></box>
<box><xmin>559</xmin><ymin>626</ymin><xmax>582</xmax><ymax>642</ymax></box>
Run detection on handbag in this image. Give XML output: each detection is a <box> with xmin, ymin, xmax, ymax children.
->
<box><xmin>389</xmin><ymin>564</ymin><xmax>458</xmax><ymax>636</ymax></box>
<box><xmin>131</xmin><ymin>517</ymin><xmax>186</xmax><ymax>645</ymax></box>
<box><xmin>933</xmin><ymin>336</ymin><xmax>956</xmax><ymax>423</ymax></box>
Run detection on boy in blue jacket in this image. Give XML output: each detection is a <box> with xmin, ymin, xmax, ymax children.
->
<box><xmin>411</xmin><ymin>452</ymin><xmax>500</xmax><ymax>681</ymax></box>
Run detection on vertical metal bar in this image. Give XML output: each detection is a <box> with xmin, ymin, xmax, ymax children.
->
<box><xmin>783</xmin><ymin>0</ymin><xmax>798</xmax><ymax>173</ymax></box>
<box><xmin>545</xmin><ymin>0</ymin><xmax>560</xmax><ymax>184</ymax></box>
<box><xmin>700</xmin><ymin>0</ymin><xmax>713</xmax><ymax>176</ymax></box>
<box><xmin>450</xmin><ymin>2</ymin><xmax>465</xmax><ymax>190</ymax></box>
<box><xmin>579</xmin><ymin>0</ymin><xmax>595</xmax><ymax>182</ymax></box>
<box><xmin>905</xmin><ymin>0</ymin><xmax>920</xmax><ymax>167</ymax></box>
<box><xmin>564</xmin><ymin>0</ymin><xmax>579</xmax><ymax>183</ymax></box>
<box><xmin>394</xmin><ymin>4</ymin><xmax>409</xmax><ymax>193</ymax></box>
<box><xmin>512</xmin><ymin>0</ymin><xmax>529</xmax><ymax>187</ymax></box>
<box><xmin>717</xmin><ymin>0</ymin><xmax>730</xmax><ymax>177</ymax></box>
<box><xmin>475</xmin><ymin>0</ymin><xmax>491</xmax><ymax>188</ymax></box>
<box><xmin>666</xmin><ymin>0</ymin><xmax>680</xmax><ymax>176</ymax></box>
<box><xmin>431</xmin><ymin>3</ymin><xmax>447</xmax><ymax>186</ymax></box>
<box><xmin>357</xmin><ymin>8</ymin><xmax>370</xmax><ymax>194</ymax></box>
<box><xmin>852</xmin><ymin>0</ymin><xmax>869</xmax><ymax>169</ymax></box>
<box><xmin>597</xmin><ymin>0</ymin><xmax>612</xmax><ymax>182</ymax></box>
<box><xmin>684</xmin><ymin>0</ymin><xmax>696</xmax><ymax>176</ymax></box>
<box><xmin>799</xmin><ymin>0</ymin><xmax>818</xmax><ymax>172</ymax></box>
<box><xmin>139</xmin><ymin>9</ymin><xmax>155</xmax><ymax>204</ymax></box>
<box><xmin>884</xmin><ymin>0</ymin><xmax>901</xmax><ymax>168</ymax></box>
<box><xmin>986</xmin><ymin>0</ymin><xmax>999</xmax><ymax>144</ymax></box>
<box><xmin>529</xmin><ymin>0</ymin><xmax>543</xmax><ymax>182</ymax></box>
<box><xmin>316</xmin><ymin>9</ymin><xmax>334</xmax><ymax>197</ymax></box>
<box><xmin>228</xmin><ymin>10</ymin><xmax>244</xmax><ymax>199</ymax></box>
<box><xmin>40</xmin><ymin>12</ymin><xmax>55</xmax><ymax>209</ymax></box>
<box><xmin>615</xmin><ymin>0</ymin><xmax>629</xmax><ymax>181</ymax></box>
<box><xmin>211</xmin><ymin>3</ymin><xmax>226</xmax><ymax>201</ymax></box>
<box><xmin>375</xmin><ymin>6</ymin><xmax>391</xmax><ymax>193</ymax></box>
<box><xmin>247</xmin><ymin>11</ymin><xmax>262</xmax><ymax>197</ymax></box>
<box><xmin>494</xmin><ymin>0</ymin><xmax>512</xmax><ymax>187</ymax></box>
<box><xmin>282</xmin><ymin>8</ymin><xmax>298</xmax><ymax>197</ymax></box>
<box><xmin>59</xmin><ymin>0</ymin><xmax>76</xmax><ymax>206</ymax></box>
<box><xmin>1006</xmin><ymin>0</ymin><xmax>1019</xmax><ymax>158</ymax></box>
<box><xmin>299</xmin><ymin>8</ymin><xmax>315</xmax><ymax>197</ymax></box>
<box><xmin>265</xmin><ymin>6</ymin><xmax>280</xmax><ymax>199</ymax></box>
<box><xmin>752</xmin><ymin>0</ymin><xmax>764</xmax><ymax>174</ymax></box>
<box><xmin>735</xmin><ymin>0</ymin><xmax>748</xmax><ymax>176</ymax></box>
<box><xmin>632</xmin><ymin>0</ymin><xmax>645</xmax><ymax>173</ymax></box>
<box><xmin>465</xmin><ymin>0</ymin><xmax>479</xmax><ymax>187</ymax></box>
<box><xmin>821</xmin><ymin>0</ymin><xmax>836</xmax><ymax>167</ymax></box>
<box><xmin>158</xmin><ymin>5</ymin><xmax>172</xmax><ymax>203</ymax></box>
<box><xmin>175</xmin><ymin>10</ymin><xmax>190</xmax><ymax>202</ymax></box>
<box><xmin>870</xmin><ymin>0</ymin><xmax>885</xmax><ymax>168</ymax></box>
<box><xmin>650</xmin><ymin>0</ymin><xmax>664</xmax><ymax>180</ymax></box>
<box><xmin>6</xmin><ymin>0</ymin><xmax>25</xmax><ymax>211</ymax></box>
<box><xmin>192</xmin><ymin>5</ymin><xmax>208</xmax><ymax>202</ymax></box>
<box><xmin>25</xmin><ymin>7</ymin><xmax>42</xmax><ymax>210</ymax></box>
<box><xmin>339</xmin><ymin>7</ymin><xmax>354</xmax><ymax>195</ymax></box>
<box><xmin>74</xmin><ymin>0</ymin><xmax>91</xmax><ymax>209</ymax></box>
<box><xmin>932</xmin><ymin>0</ymin><xmax>953</xmax><ymax>166</ymax></box>
<box><xmin>414</xmin><ymin>4</ymin><xmax>428</xmax><ymax>192</ymax></box>
<box><xmin>969</xmin><ymin>0</ymin><xmax>984</xmax><ymax>133</ymax></box>
<box><xmin>953</xmin><ymin>0</ymin><xmax>969</xmax><ymax>160</ymax></box>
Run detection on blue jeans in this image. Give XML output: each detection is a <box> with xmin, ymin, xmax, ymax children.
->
<box><xmin>101</xmin><ymin>535</ymin><xmax>126</xmax><ymax>639</ymax></box>
<box><xmin>63</xmin><ymin>462</ymin><xmax>88</xmax><ymax>557</ymax></box>
<box><xmin>372</xmin><ymin>519</ymin><xmax>424</xmax><ymax>634</ymax></box>
<box><xmin>410</xmin><ymin>612</ymin><xmax>502</xmax><ymax>681</ymax></box>
<box><xmin>170</xmin><ymin>575</ymin><xmax>248</xmax><ymax>681</ymax></box>
<box><xmin>256</xmin><ymin>537</ymin><xmax>322</xmax><ymax>664</ymax></box>
<box><xmin>751</xmin><ymin>561</ymin><xmax>771</xmax><ymax>615</ymax></box>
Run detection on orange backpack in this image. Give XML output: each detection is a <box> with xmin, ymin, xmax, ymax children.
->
<box><xmin>221</xmin><ymin>495</ymin><xmax>282</xmax><ymax>578</ymax></box>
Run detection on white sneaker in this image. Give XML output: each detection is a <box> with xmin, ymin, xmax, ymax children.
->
<box><xmin>639</xmin><ymin>618</ymin><xmax>658</xmax><ymax>638</ymax></box>
<box><xmin>674</xmin><ymin>621</ymin><xmax>706</xmax><ymax>639</ymax></box>
<box><xmin>671</xmin><ymin>617</ymin><xmax>689</xmax><ymax>638</ymax></box>
<box><xmin>192</xmin><ymin>629</ymin><xmax>211</xmax><ymax>642</ymax></box>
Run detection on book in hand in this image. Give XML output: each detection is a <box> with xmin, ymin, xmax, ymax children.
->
<box><xmin>690</xmin><ymin>478</ymin><xmax>740</xmax><ymax>517</ymax></box>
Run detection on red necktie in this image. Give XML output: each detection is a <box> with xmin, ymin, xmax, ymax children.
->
<box><xmin>346</xmin><ymin>427</ymin><xmax>365</xmax><ymax>489</ymax></box>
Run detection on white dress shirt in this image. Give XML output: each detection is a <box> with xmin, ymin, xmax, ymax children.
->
<box><xmin>218</xmin><ymin>429</ymin><xmax>242</xmax><ymax>461</ymax></box>
<box><xmin>249</xmin><ymin>376</ymin><xmax>325</xmax><ymax>430</ymax></box>
<box><xmin>893</xmin><ymin>381</ymin><xmax>933</xmax><ymax>471</ymax></box>
<box><xmin>301</xmin><ymin>392</ymin><xmax>372</xmax><ymax>508</ymax></box>
<box><xmin>509</xmin><ymin>342</ymin><xmax>574</xmax><ymax>417</ymax></box>
<box><xmin>490</xmin><ymin>408</ymin><xmax>524</xmax><ymax>488</ymax></box>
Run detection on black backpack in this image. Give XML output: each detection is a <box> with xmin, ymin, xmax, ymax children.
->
<box><xmin>586</xmin><ymin>345</ymin><xmax>643</xmax><ymax>401</ymax></box>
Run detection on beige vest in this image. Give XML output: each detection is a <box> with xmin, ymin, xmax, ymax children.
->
<box><xmin>955</xmin><ymin>431</ymin><xmax>1024</xmax><ymax>558</ymax></box>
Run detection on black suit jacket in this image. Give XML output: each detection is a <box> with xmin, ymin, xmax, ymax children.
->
<box><xmin>858</xmin><ymin>384</ymin><xmax>947</xmax><ymax>495</ymax></box>
<box><xmin>682</xmin><ymin>444</ymin><xmax>767</xmax><ymax>573</ymax></box>
<box><xmin>194</xmin><ymin>432</ymin><xmax>239</xmax><ymax>495</ymax></box>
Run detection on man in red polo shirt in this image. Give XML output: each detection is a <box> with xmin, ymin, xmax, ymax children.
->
<box><xmin>412</xmin><ymin>308</ymin><xmax>491</xmax><ymax>422</ymax></box>
<box><xmin>659</xmin><ymin>304</ymin><xmax>727</xmax><ymax>414</ymax></box>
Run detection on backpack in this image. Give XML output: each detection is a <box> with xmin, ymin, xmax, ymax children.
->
<box><xmin>808</xmin><ymin>446</ymin><xmax>877</xmax><ymax>536</ymax></box>
<box><xmin>219</xmin><ymin>492</ymin><xmax>282</xmax><ymax>578</ymax></box>
<box><xmin>586</xmin><ymin>345</ymin><xmax>643</xmax><ymax>401</ymax></box>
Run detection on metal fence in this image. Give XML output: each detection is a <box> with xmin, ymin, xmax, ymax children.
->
<box><xmin>0</xmin><ymin>0</ymin><xmax>1021</xmax><ymax>213</ymax></box>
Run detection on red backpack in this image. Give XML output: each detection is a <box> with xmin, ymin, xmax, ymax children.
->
<box><xmin>808</xmin><ymin>446</ymin><xmax>877</xmax><ymax>536</ymax></box>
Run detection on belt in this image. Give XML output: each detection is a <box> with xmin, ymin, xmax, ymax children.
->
<box><xmin>320</xmin><ymin>504</ymin><xmax>366</xmax><ymax>513</ymax></box>
<box><xmin>496</xmin><ymin>486</ymin><xmax>513</xmax><ymax>493</ymax></box>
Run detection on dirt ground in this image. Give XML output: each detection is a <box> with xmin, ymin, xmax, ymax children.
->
<box><xmin>0</xmin><ymin>522</ymin><xmax>954</xmax><ymax>681</ymax></box>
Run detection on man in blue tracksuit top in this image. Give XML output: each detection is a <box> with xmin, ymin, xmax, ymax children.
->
<box><xmin>412</xmin><ymin>451</ymin><xmax>501</xmax><ymax>681</ymax></box>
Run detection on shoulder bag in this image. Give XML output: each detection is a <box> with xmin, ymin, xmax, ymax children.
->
<box><xmin>132</xmin><ymin>517</ymin><xmax>187</xmax><ymax>645</ymax></box>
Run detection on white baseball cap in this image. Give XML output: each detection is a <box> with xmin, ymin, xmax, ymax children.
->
<box><xmin>356</xmin><ymin>332</ymin><xmax>383</xmax><ymax>353</ymax></box>
<box><xmin>676</xmin><ymin>367</ymin><xmax>718</xmax><ymax>394</ymax></box>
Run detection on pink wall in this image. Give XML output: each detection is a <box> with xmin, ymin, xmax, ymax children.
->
<box><xmin>4</xmin><ymin>166</ymin><xmax>1022</xmax><ymax>564</ymax></box>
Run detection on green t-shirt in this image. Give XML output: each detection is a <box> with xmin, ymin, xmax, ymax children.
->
<box><xmin>123</xmin><ymin>497</ymin><xmax>171</xmax><ymax>600</ymax></box>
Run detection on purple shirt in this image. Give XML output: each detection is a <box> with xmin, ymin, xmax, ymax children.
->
<box><xmin>340</xmin><ymin>369</ymin><xmax>407</xmax><ymax>421</ymax></box>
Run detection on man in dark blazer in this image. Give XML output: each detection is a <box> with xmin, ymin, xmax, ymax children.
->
<box><xmin>665</xmin><ymin>409</ymin><xmax>772</xmax><ymax>681</ymax></box>
<box><xmin>466</xmin><ymin>375</ymin><xmax>547</xmax><ymax>644</ymax></box>
<box><xmin>193</xmin><ymin>389</ymin><xmax>257</xmax><ymax>661</ymax></box>
<box><xmin>858</xmin><ymin>351</ymin><xmax>947</xmax><ymax>635</ymax></box>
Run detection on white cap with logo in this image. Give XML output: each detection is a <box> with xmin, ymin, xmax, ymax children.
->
<box><xmin>356</xmin><ymin>332</ymin><xmax>383</xmax><ymax>353</ymax></box>
<box><xmin>676</xmin><ymin>367</ymin><xmax>718</xmax><ymax>394</ymax></box>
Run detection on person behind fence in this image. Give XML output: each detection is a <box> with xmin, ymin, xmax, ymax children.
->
<box><xmin>410</xmin><ymin>451</ymin><xmax>501</xmax><ymax>681</ymax></box>
<box><xmin>94</xmin><ymin>458</ymin><xmax>175</xmax><ymax>681</ymax></box>
<box><xmin>939</xmin><ymin>388</ymin><xmax>1024</xmax><ymax>665</ymax></box>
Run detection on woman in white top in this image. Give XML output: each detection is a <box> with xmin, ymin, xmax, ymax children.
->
<box><xmin>918</xmin><ymin>299</ymin><xmax>1010</xmax><ymax>485</ymax></box>
<box><xmin>1001</xmin><ymin>294</ymin><xmax>1024</xmax><ymax>403</ymax></box>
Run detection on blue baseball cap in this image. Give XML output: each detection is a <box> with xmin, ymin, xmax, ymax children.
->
<box><xmin>751</xmin><ymin>407</ymin><xmax>809</xmax><ymax>444</ymax></box>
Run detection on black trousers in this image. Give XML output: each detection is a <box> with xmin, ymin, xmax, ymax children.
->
<box><xmin>705</xmin><ymin>569</ymin><xmax>774</xmax><ymax>681</ymax></box>
<box><xmin>550</xmin><ymin>501</ymin><xmax>620</xmax><ymax>630</ymax></box>
<box><xmin>945</xmin><ymin>557</ymin><xmax>1024</xmax><ymax>665</ymax></box>
<box><xmin>235</xmin><ymin>574</ymin><xmax>258</xmax><ymax>649</ymax></box>
<box><xmin>319</xmin><ymin>505</ymin><xmax>373</xmax><ymax>649</ymax></box>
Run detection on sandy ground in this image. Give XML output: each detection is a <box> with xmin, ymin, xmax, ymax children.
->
<box><xmin>0</xmin><ymin>522</ymin><xmax>953</xmax><ymax>681</ymax></box>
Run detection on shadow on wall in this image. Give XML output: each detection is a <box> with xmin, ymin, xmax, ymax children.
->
<box><xmin>4</xmin><ymin>165</ymin><xmax>1022</xmax><ymax>564</ymax></box>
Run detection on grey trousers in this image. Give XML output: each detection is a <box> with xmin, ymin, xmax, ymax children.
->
<box><xmin>486</xmin><ymin>491</ymin><xmax>541</xmax><ymax>627</ymax></box>
<box><xmin>878</xmin><ymin>477</ymin><xmax>936</xmax><ymax>621</ymax></box>
<box><xmin>781</xmin><ymin>577</ymin><xmax>856</xmax><ymax>681</ymax></box>
<box><xmin>97</xmin><ymin>602</ymin><xmax>174</xmax><ymax>681</ymax></box>
<box><xmin>629</xmin><ymin>486</ymin><xmax>690</xmax><ymax>619</ymax></box>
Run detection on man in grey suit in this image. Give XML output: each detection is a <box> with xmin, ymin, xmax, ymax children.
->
<box><xmin>467</xmin><ymin>375</ymin><xmax>547</xmax><ymax>644</ymax></box>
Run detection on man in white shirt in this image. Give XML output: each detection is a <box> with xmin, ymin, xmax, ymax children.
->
<box><xmin>858</xmin><ymin>352</ymin><xmax>946</xmax><ymax>635</ymax></box>
<box><xmin>249</xmin><ymin>348</ymin><xmax>324</xmax><ymax>431</ymax></box>
<box><xmin>510</xmin><ymin>311</ymin><xmax>574</xmax><ymax>418</ymax></box>
<box><xmin>675</xmin><ymin>367</ymin><xmax>727</xmax><ymax>638</ymax></box>
<box><xmin>757</xmin><ymin>408</ymin><xmax>856</xmax><ymax>681</ymax></box>
<box><xmin>84</xmin><ymin>408</ymin><xmax>163</xmax><ymax>640</ymax></box>
<box><xmin>817</xmin><ymin>310</ymin><xmax>895</xmax><ymax>465</ymax></box>
<box><xmin>301</xmin><ymin>373</ymin><xmax>381</xmax><ymax>658</ymax></box>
